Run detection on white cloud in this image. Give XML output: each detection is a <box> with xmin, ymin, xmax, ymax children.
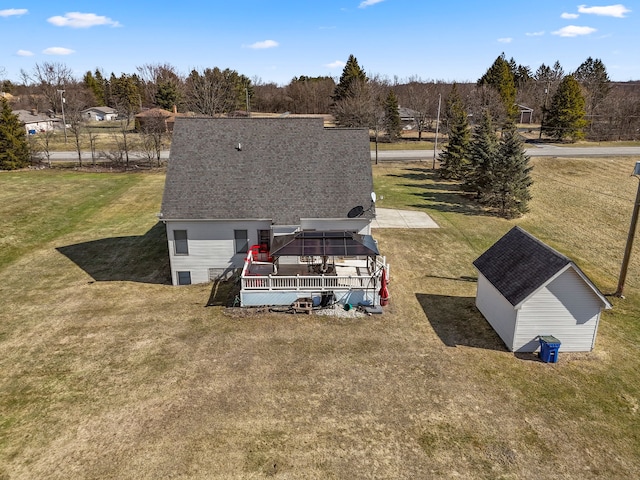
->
<box><xmin>16</xmin><ymin>49</ymin><xmax>34</xmax><ymax>56</ymax></box>
<box><xmin>497</xmin><ymin>37</ymin><xmax>512</xmax><ymax>43</ymax></box>
<box><xmin>0</xmin><ymin>8</ymin><xmax>27</xmax><ymax>17</ymax></box>
<box><xmin>43</xmin><ymin>47</ymin><xmax>75</xmax><ymax>55</ymax></box>
<box><xmin>552</xmin><ymin>25</ymin><xmax>597</xmax><ymax>37</ymax></box>
<box><xmin>578</xmin><ymin>4</ymin><xmax>631</xmax><ymax>18</ymax></box>
<box><xmin>247</xmin><ymin>39</ymin><xmax>279</xmax><ymax>49</ymax></box>
<box><xmin>561</xmin><ymin>12</ymin><xmax>580</xmax><ymax>19</ymax></box>
<box><xmin>359</xmin><ymin>0</ymin><xmax>385</xmax><ymax>8</ymax></box>
<box><xmin>47</xmin><ymin>12</ymin><xmax>121</xmax><ymax>28</ymax></box>
<box><xmin>526</xmin><ymin>31</ymin><xmax>545</xmax><ymax>36</ymax></box>
<box><xmin>325</xmin><ymin>60</ymin><xmax>346</xmax><ymax>69</ymax></box>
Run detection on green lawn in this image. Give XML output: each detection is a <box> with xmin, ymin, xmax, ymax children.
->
<box><xmin>0</xmin><ymin>160</ymin><xmax>639</xmax><ymax>479</ymax></box>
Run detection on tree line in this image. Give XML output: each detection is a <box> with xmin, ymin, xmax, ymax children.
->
<box><xmin>1</xmin><ymin>53</ymin><xmax>638</xmax><ymax>142</ymax></box>
<box><xmin>0</xmin><ymin>53</ymin><xmax>636</xmax><ymax>212</ymax></box>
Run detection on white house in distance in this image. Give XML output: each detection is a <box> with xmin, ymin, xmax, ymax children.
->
<box><xmin>473</xmin><ymin>226</ymin><xmax>612</xmax><ymax>352</ymax></box>
<box><xmin>13</xmin><ymin>109</ymin><xmax>57</xmax><ymax>134</ymax></box>
<box><xmin>160</xmin><ymin>117</ymin><xmax>389</xmax><ymax>308</ymax></box>
<box><xmin>81</xmin><ymin>106</ymin><xmax>117</xmax><ymax>121</ymax></box>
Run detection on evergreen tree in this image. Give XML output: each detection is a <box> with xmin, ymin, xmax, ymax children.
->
<box><xmin>439</xmin><ymin>84</ymin><xmax>470</xmax><ymax>179</ymax></box>
<box><xmin>0</xmin><ymin>98</ymin><xmax>30</xmax><ymax>170</ymax></box>
<box><xmin>155</xmin><ymin>80</ymin><xmax>181</xmax><ymax>111</ymax></box>
<box><xmin>332</xmin><ymin>54</ymin><xmax>368</xmax><ymax>102</ymax></box>
<box><xmin>111</xmin><ymin>73</ymin><xmax>141</xmax><ymax>125</ymax></box>
<box><xmin>542</xmin><ymin>75</ymin><xmax>587</xmax><ymax>142</ymax></box>
<box><xmin>83</xmin><ymin>70</ymin><xmax>106</xmax><ymax>105</ymax></box>
<box><xmin>464</xmin><ymin>110</ymin><xmax>498</xmax><ymax>197</ymax></box>
<box><xmin>382</xmin><ymin>89</ymin><xmax>401</xmax><ymax>142</ymax></box>
<box><xmin>477</xmin><ymin>53</ymin><xmax>519</xmax><ymax>122</ymax></box>
<box><xmin>573</xmin><ymin>57</ymin><xmax>611</xmax><ymax>130</ymax></box>
<box><xmin>331</xmin><ymin>55</ymin><xmax>374</xmax><ymax>128</ymax></box>
<box><xmin>484</xmin><ymin>122</ymin><xmax>533</xmax><ymax>217</ymax></box>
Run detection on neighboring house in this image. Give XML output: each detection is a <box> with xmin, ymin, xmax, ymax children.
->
<box><xmin>135</xmin><ymin>107</ymin><xmax>177</xmax><ymax>133</ymax></box>
<box><xmin>13</xmin><ymin>109</ymin><xmax>57</xmax><ymax>134</ymax></box>
<box><xmin>82</xmin><ymin>106</ymin><xmax>118</xmax><ymax>121</ymax></box>
<box><xmin>473</xmin><ymin>226</ymin><xmax>612</xmax><ymax>352</ymax></box>
<box><xmin>160</xmin><ymin>117</ymin><xmax>387</xmax><ymax>307</ymax></box>
<box><xmin>398</xmin><ymin>106</ymin><xmax>420</xmax><ymax>130</ymax></box>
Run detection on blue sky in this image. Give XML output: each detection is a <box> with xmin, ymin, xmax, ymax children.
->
<box><xmin>1</xmin><ymin>1</ymin><xmax>637</xmax><ymax>85</ymax></box>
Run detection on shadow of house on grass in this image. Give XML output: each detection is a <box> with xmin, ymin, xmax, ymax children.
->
<box><xmin>386</xmin><ymin>167</ymin><xmax>485</xmax><ymax>216</ymax></box>
<box><xmin>416</xmin><ymin>293</ymin><xmax>507</xmax><ymax>351</ymax></box>
<box><xmin>57</xmin><ymin>222</ymin><xmax>170</xmax><ymax>284</ymax></box>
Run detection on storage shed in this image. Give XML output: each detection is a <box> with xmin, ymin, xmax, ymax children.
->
<box><xmin>473</xmin><ymin>226</ymin><xmax>612</xmax><ymax>352</ymax></box>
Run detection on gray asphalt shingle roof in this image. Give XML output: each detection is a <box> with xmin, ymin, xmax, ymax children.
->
<box><xmin>161</xmin><ymin>117</ymin><xmax>374</xmax><ymax>225</ymax></box>
<box><xmin>473</xmin><ymin>226</ymin><xmax>610</xmax><ymax>308</ymax></box>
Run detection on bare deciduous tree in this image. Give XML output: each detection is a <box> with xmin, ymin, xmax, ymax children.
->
<box><xmin>184</xmin><ymin>67</ymin><xmax>249</xmax><ymax>116</ymax></box>
<box><xmin>138</xmin><ymin>110</ymin><xmax>168</xmax><ymax>166</ymax></box>
<box><xmin>21</xmin><ymin>62</ymin><xmax>73</xmax><ymax>114</ymax></box>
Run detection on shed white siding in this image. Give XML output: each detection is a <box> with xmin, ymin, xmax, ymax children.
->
<box><xmin>514</xmin><ymin>267</ymin><xmax>603</xmax><ymax>352</ymax></box>
<box><xmin>165</xmin><ymin>220</ymin><xmax>271</xmax><ymax>285</ymax></box>
<box><xmin>475</xmin><ymin>273</ymin><xmax>517</xmax><ymax>350</ymax></box>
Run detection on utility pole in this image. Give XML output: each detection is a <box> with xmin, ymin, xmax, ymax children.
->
<box><xmin>57</xmin><ymin>89</ymin><xmax>67</xmax><ymax>143</ymax></box>
<box><xmin>615</xmin><ymin>161</ymin><xmax>640</xmax><ymax>298</ymax></box>
<box><xmin>539</xmin><ymin>80</ymin><xmax>550</xmax><ymax>140</ymax></box>
<box><xmin>432</xmin><ymin>93</ymin><xmax>441</xmax><ymax>170</ymax></box>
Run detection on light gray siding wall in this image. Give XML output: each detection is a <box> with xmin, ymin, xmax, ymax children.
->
<box><xmin>300</xmin><ymin>218</ymin><xmax>372</xmax><ymax>235</ymax></box>
<box><xmin>514</xmin><ymin>267</ymin><xmax>603</xmax><ymax>352</ymax></box>
<box><xmin>475</xmin><ymin>274</ymin><xmax>517</xmax><ymax>350</ymax></box>
<box><xmin>166</xmin><ymin>220</ymin><xmax>271</xmax><ymax>285</ymax></box>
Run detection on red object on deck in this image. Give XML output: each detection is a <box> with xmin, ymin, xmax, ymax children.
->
<box><xmin>250</xmin><ymin>244</ymin><xmax>272</xmax><ymax>263</ymax></box>
<box><xmin>379</xmin><ymin>267</ymin><xmax>390</xmax><ymax>306</ymax></box>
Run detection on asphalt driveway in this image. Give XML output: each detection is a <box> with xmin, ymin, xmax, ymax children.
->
<box><xmin>371</xmin><ymin>208</ymin><xmax>439</xmax><ymax>228</ymax></box>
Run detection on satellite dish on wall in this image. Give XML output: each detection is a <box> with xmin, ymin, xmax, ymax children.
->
<box><xmin>347</xmin><ymin>205</ymin><xmax>365</xmax><ymax>218</ymax></box>
<box><xmin>371</xmin><ymin>192</ymin><xmax>377</xmax><ymax>203</ymax></box>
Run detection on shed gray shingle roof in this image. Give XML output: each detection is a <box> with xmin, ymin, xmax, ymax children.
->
<box><xmin>161</xmin><ymin>117</ymin><xmax>374</xmax><ymax>225</ymax></box>
<box><xmin>82</xmin><ymin>106</ymin><xmax>116</xmax><ymax>114</ymax></box>
<box><xmin>473</xmin><ymin>226</ymin><xmax>610</xmax><ymax>308</ymax></box>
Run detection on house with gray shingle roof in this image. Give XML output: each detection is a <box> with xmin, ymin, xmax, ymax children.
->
<box><xmin>473</xmin><ymin>226</ymin><xmax>612</xmax><ymax>352</ymax></box>
<box><xmin>13</xmin><ymin>109</ymin><xmax>58</xmax><ymax>134</ymax></box>
<box><xmin>160</xmin><ymin>117</ymin><xmax>382</xmax><ymax>294</ymax></box>
<box><xmin>81</xmin><ymin>106</ymin><xmax>117</xmax><ymax>121</ymax></box>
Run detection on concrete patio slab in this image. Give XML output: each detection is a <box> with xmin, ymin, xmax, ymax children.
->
<box><xmin>371</xmin><ymin>208</ymin><xmax>439</xmax><ymax>229</ymax></box>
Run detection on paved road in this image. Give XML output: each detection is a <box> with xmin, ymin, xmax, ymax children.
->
<box><xmin>371</xmin><ymin>144</ymin><xmax>640</xmax><ymax>162</ymax></box>
<box><xmin>45</xmin><ymin>144</ymin><xmax>640</xmax><ymax>163</ymax></box>
<box><xmin>45</xmin><ymin>151</ymin><xmax>170</xmax><ymax>162</ymax></box>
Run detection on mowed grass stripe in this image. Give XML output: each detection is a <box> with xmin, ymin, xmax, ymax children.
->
<box><xmin>0</xmin><ymin>171</ymin><xmax>146</xmax><ymax>271</ymax></box>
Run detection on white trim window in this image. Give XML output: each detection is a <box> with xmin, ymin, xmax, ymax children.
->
<box><xmin>177</xmin><ymin>271</ymin><xmax>191</xmax><ymax>285</ymax></box>
<box><xmin>174</xmin><ymin>230</ymin><xmax>188</xmax><ymax>255</ymax></box>
<box><xmin>234</xmin><ymin>229</ymin><xmax>248</xmax><ymax>254</ymax></box>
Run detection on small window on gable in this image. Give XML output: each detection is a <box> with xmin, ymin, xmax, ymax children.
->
<box><xmin>174</xmin><ymin>230</ymin><xmax>188</xmax><ymax>255</ymax></box>
<box><xmin>177</xmin><ymin>271</ymin><xmax>191</xmax><ymax>285</ymax></box>
<box><xmin>235</xmin><ymin>229</ymin><xmax>248</xmax><ymax>254</ymax></box>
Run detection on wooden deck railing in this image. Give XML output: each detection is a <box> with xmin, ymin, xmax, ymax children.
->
<box><xmin>240</xmin><ymin>250</ymin><xmax>388</xmax><ymax>293</ymax></box>
<box><xmin>242</xmin><ymin>274</ymin><xmax>377</xmax><ymax>291</ymax></box>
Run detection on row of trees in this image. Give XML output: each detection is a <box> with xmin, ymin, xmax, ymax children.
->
<box><xmin>438</xmin><ymin>85</ymin><xmax>532</xmax><ymax>218</ymax></box>
<box><xmin>2</xmin><ymin>54</ymin><xmax>637</xmax><ymax>143</ymax></box>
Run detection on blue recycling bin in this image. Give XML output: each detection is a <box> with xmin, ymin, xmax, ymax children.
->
<box><xmin>539</xmin><ymin>335</ymin><xmax>561</xmax><ymax>363</ymax></box>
